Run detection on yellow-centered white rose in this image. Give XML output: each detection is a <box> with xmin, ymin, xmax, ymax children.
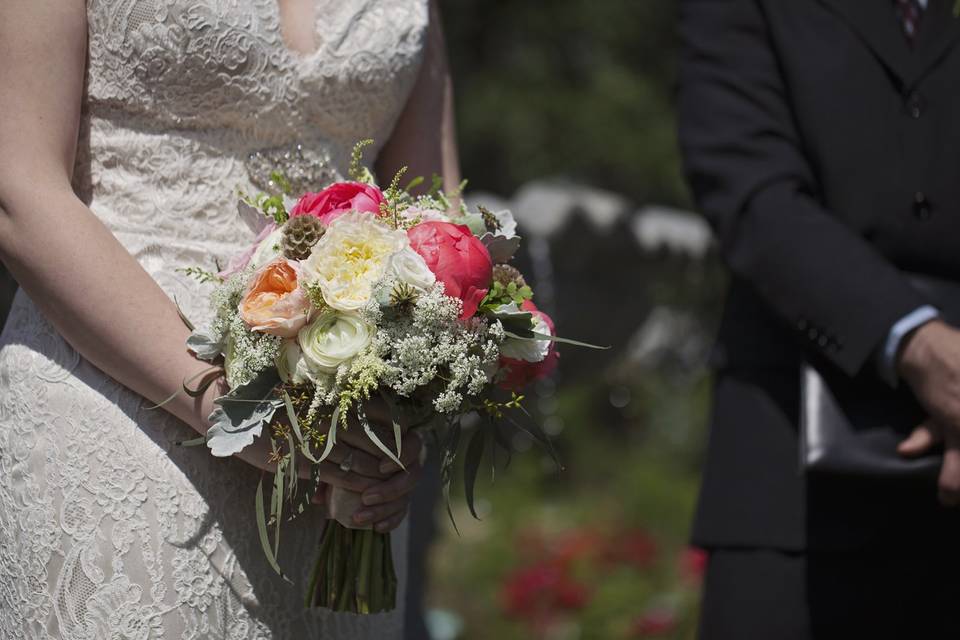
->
<box><xmin>301</xmin><ymin>211</ymin><xmax>408</xmax><ymax>311</ymax></box>
<box><xmin>298</xmin><ymin>310</ymin><xmax>373</xmax><ymax>373</ymax></box>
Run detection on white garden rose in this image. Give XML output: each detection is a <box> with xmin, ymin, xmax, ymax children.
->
<box><xmin>298</xmin><ymin>310</ymin><xmax>373</xmax><ymax>373</ymax></box>
<box><xmin>388</xmin><ymin>246</ymin><xmax>436</xmax><ymax>292</ymax></box>
<box><xmin>301</xmin><ymin>211</ymin><xmax>408</xmax><ymax>311</ymax></box>
<box><xmin>276</xmin><ymin>339</ymin><xmax>321</xmax><ymax>385</ymax></box>
<box><xmin>250</xmin><ymin>226</ymin><xmax>285</xmax><ymax>269</ymax></box>
<box><xmin>498</xmin><ymin>303</ymin><xmax>551</xmax><ymax>363</ymax></box>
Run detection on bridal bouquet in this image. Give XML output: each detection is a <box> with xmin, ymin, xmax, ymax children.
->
<box><xmin>176</xmin><ymin>141</ymin><xmax>597</xmax><ymax>614</ymax></box>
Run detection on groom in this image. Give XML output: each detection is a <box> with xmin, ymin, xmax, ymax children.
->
<box><xmin>679</xmin><ymin>0</ymin><xmax>960</xmax><ymax>637</ymax></box>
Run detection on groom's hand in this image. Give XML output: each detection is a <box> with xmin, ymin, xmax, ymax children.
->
<box><xmin>897</xmin><ymin>320</ymin><xmax>960</xmax><ymax>505</ymax></box>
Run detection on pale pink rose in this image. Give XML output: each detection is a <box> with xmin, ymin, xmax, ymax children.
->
<box><xmin>219</xmin><ymin>223</ymin><xmax>277</xmax><ymax>279</ymax></box>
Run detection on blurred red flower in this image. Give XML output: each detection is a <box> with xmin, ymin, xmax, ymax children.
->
<box><xmin>501</xmin><ymin>562</ymin><xmax>591</xmax><ymax>620</ymax></box>
<box><xmin>679</xmin><ymin>546</ymin><xmax>708</xmax><ymax>585</ymax></box>
<box><xmin>629</xmin><ymin>607</ymin><xmax>677</xmax><ymax>637</ymax></box>
<box><xmin>603</xmin><ymin>529</ymin><xmax>659</xmax><ymax>570</ymax></box>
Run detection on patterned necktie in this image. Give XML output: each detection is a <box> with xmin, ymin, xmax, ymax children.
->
<box><xmin>894</xmin><ymin>0</ymin><xmax>925</xmax><ymax>44</ymax></box>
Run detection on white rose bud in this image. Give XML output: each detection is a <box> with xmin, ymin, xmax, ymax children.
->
<box><xmin>500</xmin><ymin>313</ymin><xmax>552</xmax><ymax>363</ymax></box>
<box><xmin>298</xmin><ymin>310</ymin><xmax>373</xmax><ymax>373</ymax></box>
<box><xmin>250</xmin><ymin>226</ymin><xmax>285</xmax><ymax>269</ymax></box>
<box><xmin>388</xmin><ymin>246</ymin><xmax>436</xmax><ymax>292</ymax></box>
<box><xmin>276</xmin><ymin>339</ymin><xmax>321</xmax><ymax>385</ymax></box>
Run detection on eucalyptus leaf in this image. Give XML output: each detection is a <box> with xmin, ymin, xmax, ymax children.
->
<box><xmin>529</xmin><ymin>330</ymin><xmax>609</xmax><ymax>350</ymax></box>
<box><xmin>174</xmin><ymin>297</ymin><xmax>195</xmax><ymax>331</ymax></box>
<box><xmin>317</xmin><ymin>406</ymin><xmax>339</xmax><ymax>463</ymax></box>
<box><xmin>503</xmin><ymin>329</ymin><xmax>609</xmax><ymax>350</ymax></box>
<box><xmin>359</xmin><ymin>409</ymin><xmax>404</xmax><ymax>471</ymax></box>
<box><xmin>256</xmin><ymin>476</ymin><xmax>289</xmax><ymax>581</ymax></box>
<box><xmin>205</xmin><ymin>369</ymin><xmax>282</xmax><ymax>457</ymax></box>
<box><xmin>187</xmin><ymin>330</ymin><xmax>225</xmax><ymax>361</ymax></box>
<box><xmin>273</xmin><ymin>458</ymin><xmax>285</xmax><ymax>556</ymax></box>
<box><xmin>463</xmin><ymin>426</ymin><xmax>487</xmax><ymax>520</ymax></box>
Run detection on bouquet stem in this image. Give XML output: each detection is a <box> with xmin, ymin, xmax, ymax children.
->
<box><xmin>306</xmin><ymin>522</ymin><xmax>396</xmax><ymax>613</ymax></box>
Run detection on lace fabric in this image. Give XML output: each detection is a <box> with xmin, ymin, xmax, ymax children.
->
<box><xmin>0</xmin><ymin>1</ymin><xmax>427</xmax><ymax>637</ymax></box>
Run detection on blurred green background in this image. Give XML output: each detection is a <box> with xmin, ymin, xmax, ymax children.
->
<box><xmin>424</xmin><ymin>2</ymin><xmax>726</xmax><ymax>638</ymax></box>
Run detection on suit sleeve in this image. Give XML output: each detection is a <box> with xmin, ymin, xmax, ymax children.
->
<box><xmin>677</xmin><ymin>0</ymin><xmax>928</xmax><ymax>377</ymax></box>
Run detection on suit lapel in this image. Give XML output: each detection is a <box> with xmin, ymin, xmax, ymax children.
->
<box><xmin>818</xmin><ymin>0</ymin><xmax>912</xmax><ymax>87</ymax></box>
<box><xmin>907</xmin><ymin>0</ymin><xmax>960</xmax><ymax>88</ymax></box>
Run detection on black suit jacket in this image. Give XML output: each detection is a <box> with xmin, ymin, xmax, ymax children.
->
<box><xmin>679</xmin><ymin>0</ymin><xmax>960</xmax><ymax>550</ymax></box>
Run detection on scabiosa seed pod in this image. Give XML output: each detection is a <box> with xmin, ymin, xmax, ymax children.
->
<box><xmin>492</xmin><ymin>263</ymin><xmax>527</xmax><ymax>289</ymax></box>
<box><xmin>282</xmin><ymin>215</ymin><xmax>325</xmax><ymax>260</ymax></box>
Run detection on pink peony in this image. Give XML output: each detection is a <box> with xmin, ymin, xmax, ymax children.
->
<box><xmin>499</xmin><ymin>300</ymin><xmax>559</xmax><ymax>390</ymax></box>
<box><xmin>289</xmin><ymin>182</ymin><xmax>385</xmax><ymax>225</ymax></box>
<box><xmin>407</xmin><ymin>221</ymin><xmax>493</xmax><ymax>319</ymax></box>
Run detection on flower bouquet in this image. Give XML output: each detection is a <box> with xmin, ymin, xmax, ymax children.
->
<box><xmin>175</xmin><ymin>141</ymin><xmax>601</xmax><ymax>614</ymax></box>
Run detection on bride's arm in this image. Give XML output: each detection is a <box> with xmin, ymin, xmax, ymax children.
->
<box><xmin>0</xmin><ymin>2</ymin><xmax>223</xmax><ymax>434</ymax></box>
<box><xmin>375</xmin><ymin>0</ymin><xmax>462</xmax><ymax>194</ymax></box>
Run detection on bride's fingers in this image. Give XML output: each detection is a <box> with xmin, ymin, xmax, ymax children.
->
<box><xmin>378</xmin><ymin>431</ymin><xmax>423</xmax><ymax>474</ymax></box>
<box><xmin>898</xmin><ymin>422</ymin><xmax>943</xmax><ymax>457</ymax></box>
<box><xmin>374</xmin><ymin>505</ymin><xmax>410</xmax><ymax>533</ymax></box>
<box><xmin>361</xmin><ymin>459</ymin><xmax>424</xmax><ymax>508</ymax></box>
<box><xmin>352</xmin><ymin>496</ymin><xmax>410</xmax><ymax>530</ymax></box>
<box><xmin>325</xmin><ymin>444</ymin><xmax>387</xmax><ymax>479</ymax></box>
<box><xmin>315</xmin><ymin>461</ymin><xmax>380</xmax><ymax>494</ymax></box>
<box><xmin>337</xmin><ymin>425</ymin><xmax>394</xmax><ymax>459</ymax></box>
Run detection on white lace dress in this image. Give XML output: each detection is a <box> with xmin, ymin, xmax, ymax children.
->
<box><xmin>0</xmin><ymin>1</ymin><xmax>428</xmax><ymax>638</ymax></box>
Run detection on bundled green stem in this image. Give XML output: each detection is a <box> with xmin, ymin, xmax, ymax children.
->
<box><xmin>306</xmin><ymin>523</ymin><xmax>396</xmax><ymax>613</ymax></box>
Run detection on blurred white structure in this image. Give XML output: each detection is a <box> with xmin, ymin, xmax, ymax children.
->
<box><xmin>466</xmin><ymin>179</ymin><xmax>712</xmax><ymax>259</ymax></box>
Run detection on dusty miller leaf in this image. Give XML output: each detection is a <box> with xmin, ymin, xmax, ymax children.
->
<box><xmin>206</xmin><ymin>369</ymin><xmax>282</xmax><ymax>457</ymax></box>
<box><xmin>187</xmin><ymin>331</ymin><xmax>225</xmax><ymax>361</ymax></box>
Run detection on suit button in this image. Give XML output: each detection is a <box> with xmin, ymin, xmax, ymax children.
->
<box><xmin>797</xmin><ymin>318</ymin><xmax>808</xmax><ymax>331</ymax></box>
<box><xmin>808</xmin><ymin>327</ymin><xmax>819</xmax><ymax>341</ymax></box>
<box><xmin>913</xmin><ymin>191</ymin><xmax>932</xmax><ymax>220</ymax></box>
<box><xmin>906</xmin><ymin>93</ymin><xmax>924</xmax><ymax>119</ymax></box>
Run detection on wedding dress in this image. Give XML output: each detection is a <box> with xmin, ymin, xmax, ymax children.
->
<box><xmin>0</xmin><ymin>1</ymin><xmax>428</xmax><ymax>637</ymax></box>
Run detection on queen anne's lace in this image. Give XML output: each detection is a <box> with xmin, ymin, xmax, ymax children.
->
<box><xmin>0</xmin><ymin>1</ymin><xmax>427</xmax><ymax>637</ymax></box>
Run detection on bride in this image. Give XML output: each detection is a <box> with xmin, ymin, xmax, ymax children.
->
<box><xmin>0</xmin><ymin>0</ymin><xmax>459</xmax><ymax>637</ymax></box>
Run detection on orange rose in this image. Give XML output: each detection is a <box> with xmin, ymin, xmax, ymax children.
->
<box><xmin>239</xmin><ymin>258</ymin><xmax>310</xmax><ymax>337</ymax></box>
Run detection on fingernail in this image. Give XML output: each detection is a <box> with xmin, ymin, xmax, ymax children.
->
<box><xmin>376</xmin><ymin>521</ymin><xmax>390</xmax><ymax>532</ymax></box>
<box><xmin>354</xmin><ymin>510</ymin><xmax>374</xmax><ymax>524</ymax></box>
<box><xmin>362</xmin><ymin>493</ymin><xmax>382</xmax><ymax>506</ymax></box>
<box><xmin>379</xmin><ymin>461</ymin><xmax>394</xmax><ymax>474</ymax></box>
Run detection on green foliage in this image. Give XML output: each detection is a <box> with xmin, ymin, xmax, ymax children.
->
<box><xmin>176</xmin><ymin>266</ymin><xmax>221</xmax><ymax>284</ymax></box>
<box><xmin>349</xmin><ymin>139</ymin><xmax>376</xmax><ymax>184</ymax></box>
<box><xmin>483</xmin><ymin>280</ymin><xmax>534</xmax><ymax>308</ymax></box>
<box><xmin>442</xmin><ymin>0</ymin><xmax>686</xmax><ymax>205</ymax></box>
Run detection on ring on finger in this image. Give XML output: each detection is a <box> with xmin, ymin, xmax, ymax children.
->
<box><xmin>339</xmin><ymin>451</ymin><xmax>354</xmax><ymax>473</ymax></box>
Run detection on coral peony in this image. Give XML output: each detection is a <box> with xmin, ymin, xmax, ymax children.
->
<box><xmin>499</xmin><ymin>300</ymin><xmax>559</xmax><ymax>390</ymax></box>
<box><xmin>407</xmin><ymin>221</ymin><xmax>492</xmax><ymax>319</ymax></box>
<box><xmin>239</xmin><ymin>258</ymin><xmax>310</xmax><ymax>337</ymax></box>
<box><xmin>289</xmin><ymin>181</ymin><xmax>385</xmax><ymax>225</ymax></box>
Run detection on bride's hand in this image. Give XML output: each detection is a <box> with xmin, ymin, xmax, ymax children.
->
<box><xmin>319</xmin><ymin>425</ymin><xmax>426</xmax><ymax>533</ymax></box>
